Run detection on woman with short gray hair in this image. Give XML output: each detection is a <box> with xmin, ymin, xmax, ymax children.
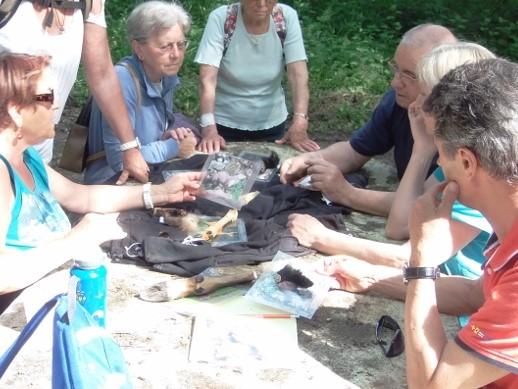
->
<box><xmin>85</xmin><ymin>1</ymin><xmax>197</xmax><ymax>184</ymax></box>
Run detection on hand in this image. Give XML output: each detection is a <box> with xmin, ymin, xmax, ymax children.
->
<box><xmin>198</xmin><ymin>125</ymin><xmax>226</xmax><ymax>153</ymax></box>
<box><xmin>161</xmin><ymin>127</ymin><xmax>194</xmax><ymax>141</ymax></box>
<box><xmin>279</xmin><ymin>155</ymin><xmax>310</xmax><ymax>184</ymax></box>
<box><xmin>116</xmin><ymin>148</ymin><xmax>149</xmax><ymax>185</ymax></box>
<box><xmin>161</xmin><ymin>171</ymin><xmax>203</xmax><ymax>203</ymax></box>
<box><xmin>286</xmin><ymin>213</ymin><xmax>328</xmax><ymax>248</ymax></box>
<box><xmin>305</xmin><ymin>158</ymin><xmax>355</xmax><ymax>206</ymax></box>
<box><xmin>276</xmin><ymin>120</ymin><xmax>320</xmax><ymax>152</ymax></box>
<box><xmin>408</xmin><ymin>102</ymin><xmax>436</xmax><ymax>155</ymax></box>
<box><xmin>316</xmin><ymin>256</ymin><xmax>378</xmax><ymax>293</ymax></box>
<box><xmin>68</xmin><ymin>212</ymin><xmax>127</xmax><ymax>247</ymax></box>
<box><xmin>408</xmin><ymin>181</ymin><xmax>459</xmax><ymax>267</ymax></box>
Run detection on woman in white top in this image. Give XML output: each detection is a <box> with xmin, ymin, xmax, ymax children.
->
<box><xmin>195</xmin><ymin>0</ymin><xmax>320</xmax><ymax>153</ymax></box>
<box><xmin>0</xmin><ymin>0</ymin><xmax>150</xmax><ymax>184</ymax></box>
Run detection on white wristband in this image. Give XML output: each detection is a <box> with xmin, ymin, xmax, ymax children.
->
<box><xmin>142</xmin><ymin>182</ymin><xmax>154</xmax><ymax>209</ymax></box>
<box><xmin>200</xmin><ymin>113</ymin><xmax>216</xmax><ymax>128</ymax></box>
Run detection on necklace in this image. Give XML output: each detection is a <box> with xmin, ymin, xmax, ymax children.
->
<box><xmin>247</xmin><ymin>34</ymin><xmax>263</xmax><ymax>46</ymax></box>
<box><xmin>55</xmin><ymin>9</ymin><xmax>65</xmax><ymax>34</ymax></box>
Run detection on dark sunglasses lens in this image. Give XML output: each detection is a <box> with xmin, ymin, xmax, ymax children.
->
<box><xmin>376</xmin><ymin>315</ymin><xmax>404</xmax><ymax>358</ymax></box>
<box><xmin>35</xmin><ymin>90</ymin><xmax>54</xmax><ymax>104</ymax></box>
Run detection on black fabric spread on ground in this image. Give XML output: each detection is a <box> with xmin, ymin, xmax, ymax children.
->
<box><xmin>102</xmin><ymin>154</ymin><xmax>366</xmax><ymax>276</ymax></box>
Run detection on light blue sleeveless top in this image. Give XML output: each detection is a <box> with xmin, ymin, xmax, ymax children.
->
<box><xmin>0</xmin><ymin>148</ymin><xmax>71</xmax><ymax>250</ymax></box>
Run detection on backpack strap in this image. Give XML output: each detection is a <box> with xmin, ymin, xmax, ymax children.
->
<box><xmin>0</xmin><ymin>0</ymin><xmax>91</xmax><ymax>30</ymax></box>
<box><xmin>223</xmin><ymin>3</ymin><xmax>286</xmax><ymax>56</ymax></box>
<box><xmin>271</xmin><ymin>5</ymin><xmax>286</xmax><ymax>46</ymax></box>
<box><xmin>117</xmin><ymin>61</ymin><xmax>142</xmax><ymax>112</ymax></box>
<box><xmin>0</xmin><ymin>0</ymin><xmax>22</xmax><ymax>28</ymax></box>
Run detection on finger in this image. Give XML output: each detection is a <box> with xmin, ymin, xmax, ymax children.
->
<box><xmin>438</xmin><ymin>181</ymin><xmax>459</xmax><ymax>215</ymax></box>
<box><xmin>116</xmin><ymin>170</ymin><xmax>130</xmax><ymax>185</ymax></box>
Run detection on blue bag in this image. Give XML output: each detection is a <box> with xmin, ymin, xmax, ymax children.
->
<box><xmin>0</xmin><ymin>293</ymin><xmax>132</xmax><ymax>388</ymax></box>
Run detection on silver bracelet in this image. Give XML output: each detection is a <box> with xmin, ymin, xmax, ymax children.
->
<box><xmin>199</xmin><ymin>113</ymin><xmax>216</xmax><ymax>128</ymax></box>
<box><xmin>142</xmin><ymin>182</ymin><xmax>154</xmax><ymax>209</ymax></box>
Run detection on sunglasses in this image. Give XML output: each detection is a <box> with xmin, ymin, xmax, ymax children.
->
<box><xmin>34</xmin><ymin>89</ymin><xmax>54</xmax><ymax>105</ymax></box>
<box><xmin>375</xmin><ymin>315</ymin><xmax>404</xmax><ymax>358</ymax></box>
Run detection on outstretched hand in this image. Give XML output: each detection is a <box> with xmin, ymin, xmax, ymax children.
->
<box><xmin>276</xmin><ymin>124</ymin><xmax>320</xmax><ymax>152</ymax></box>
<box><xmin>161</xmin><ymin>171</ymin><xmax>203</xmax><ymax>203</ymax></box>
<box><xmin>316</xmin><ymin>256</ymin><xmax>378</xmax><ymax>293</ymax></box>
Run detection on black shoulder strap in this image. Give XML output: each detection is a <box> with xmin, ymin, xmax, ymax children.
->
<box><xmin>0</xmin><ymin>0</ymin><xmax>22</xmax><ymax>28</ymax></box>
<box><xmin>0</xmin><ymin>0</ymin><xmax>91</xmax><ymax>29</ymax></box>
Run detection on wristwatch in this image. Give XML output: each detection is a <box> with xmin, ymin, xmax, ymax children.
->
<box><xmin>403</xmin><ymin>263</ymin><xmax>441</xmax><ymax>285</ymax></box>
<box><xmin>120</xmin><ymin>137</ymin><xmax>141</xmax><ymax>151</ymax></box>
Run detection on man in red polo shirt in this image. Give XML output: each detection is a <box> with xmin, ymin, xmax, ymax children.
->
<box><xmin>405</xmin><ymin>58</ymin><xmax>518</xmax><ymax>388</ymax></box>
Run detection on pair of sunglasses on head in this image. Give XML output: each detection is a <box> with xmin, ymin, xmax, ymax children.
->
<box><xmin>376</xmin><ymin>315</ymin><xmax>405</xmax><ymax>358</ymax></box>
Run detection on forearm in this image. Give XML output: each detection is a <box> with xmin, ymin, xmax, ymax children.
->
<box><xmin>82</xmin><ymin>24</ymin><xmax>135</xmax><ymax>144</ymax></box>
<box><xmin>313</xmin><ymin>230</ymin><xmax>409</xmax><ymax>268</ymax></box>
<box><xmin>367</xmin><ymin>268</ymin><xmax>482</xmax><ymax>316</ymax></box>
<box><xmin>287</xmin><ymin>61</ymin><xmax>309</xmax><ymax>121</ymax></box>
<box><xmin>405</xmin><ymin>280</ymin><xmax>447</xmax><ymax>388</ymax></box>
<box><xmin>386</xmin><ymin>149</ymin><xmax>437</xmax><ymax>240</ymax></box>
<box><xmin>321</xmin><ymin>141</ymin><xmax>370</xmax><ymax>174</ymax></box>
<box><xmin>337</xmin><ymin>188</ymin><xmax>396</xmax><ymax>217</ymax></box>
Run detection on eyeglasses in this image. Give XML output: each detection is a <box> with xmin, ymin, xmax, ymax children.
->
<box><xmin>252</xmin><ymin>0</ymin><xmax>277</xmax><ymax>4</ymax></box>
<box><xmin>34</xmin><ymin>89</ymin><xmax>54</xmax><ymax>105</ymax></box>
<box><xmin>149</xmin><ymin>40</ymin><xmax>190</xmax><ymax>54</ymax></box>
<box><xmin>387</xmin><ymin>60</ymin><xmax>417</xmax><ymax>85</ymax></box>
<box><xmin>375</xmin><ymin>315</ymin><xmax>404</xmax><ymax>358</ymax></box>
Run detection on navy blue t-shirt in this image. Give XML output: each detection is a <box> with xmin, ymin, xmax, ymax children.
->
<box><xmin>349</xmin><ymin>88</ymin><xmax>437</xmax><ymax>180</ymax></box>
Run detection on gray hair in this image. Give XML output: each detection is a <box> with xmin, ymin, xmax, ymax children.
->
<box><xmin>127</xmin><ymin>1</ymin><xmax>191</xmax><ymax>43</ymax></box>
<box><xmin>418</xmin><ymin>42</ymin><xmax>496</xmax><ymax>89</ymax></box>
<box><xmin>422</xmin><ymin>58</ymin><xmax>518</xmax><ymax>183</ymax></box>
<box><xmin>400</xmin><ymin>23</ymin><xmax>457</xmax><ymax>50</ymax></box>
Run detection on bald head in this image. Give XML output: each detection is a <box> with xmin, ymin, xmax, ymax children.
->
<box><xmin>400</xmin><ymin>24</ymin><xmax>458</xmax><ymax>51</ymax></box>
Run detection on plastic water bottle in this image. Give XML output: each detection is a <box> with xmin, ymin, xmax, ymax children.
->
<box><xmin>70</xmin><ymin>247</ymin><xmax>108</xmax><ymax>327</ymax></box>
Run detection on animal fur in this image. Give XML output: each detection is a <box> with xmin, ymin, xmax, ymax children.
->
<box><xmin>153</xmin><ymin>207</ymin><xmax>199</xmax><ymax>234</ymax></box>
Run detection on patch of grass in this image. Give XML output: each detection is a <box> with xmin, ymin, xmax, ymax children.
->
<box><xmin>68</xmin><ymin>0</ymin><xmax>518</xmax><ymax>142</ymax></box>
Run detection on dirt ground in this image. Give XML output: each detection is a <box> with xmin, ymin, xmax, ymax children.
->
<box><xmin>0</xmin><ymin>109</ymin><xmax>461</xmax><ymax>388</ymax></box>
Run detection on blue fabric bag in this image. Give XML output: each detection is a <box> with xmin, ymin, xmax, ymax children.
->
<box><xmin>0</xmin><ymin>293</ymin><xmax>132</xmax><ymax>388</ymax></box>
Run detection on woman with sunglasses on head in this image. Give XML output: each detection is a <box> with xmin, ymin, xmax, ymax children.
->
<box><xmin>0</xmin><ymin>52</ymin><xmax>202</xmax><ymax>314</ymax></box>
<box><xmin>0</xmin><ymin>0</ymin><xmax>150</xmax><ymax>184</ymax></box>
<box><xmin>84</xmin><ymin>1</ymin><xmax>198</xmax><ymax>185</ymax></box>
<box><xmin>195</xmin><ymin>0</ymin><xmax>320</xmax><ymax>153</ymax></box>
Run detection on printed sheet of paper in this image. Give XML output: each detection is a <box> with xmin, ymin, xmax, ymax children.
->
<box><xmin>199</xmin><ymin>152</ymin><xmax>261</xmax><ymax>209</ymax></box>
<box><xmin>189</xmin><ymin>312</ymin><xmax>299</xmax><ymax>366</ymax></box>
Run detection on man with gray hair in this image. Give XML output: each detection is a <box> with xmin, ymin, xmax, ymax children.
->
<box><xmin>405</xmin><ymin>57</ymin><xmax>518</xmax><ymax>388</ymax></box>
<box><xmin>280</xmin><ymin>24</ymin><xmax>457</xmax><ymax>222</ymax></box>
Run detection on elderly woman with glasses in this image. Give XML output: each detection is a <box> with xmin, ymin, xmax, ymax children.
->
<box><xmin>85</xmin><ymin>1</ymin><xmax>198</xmax><ymax>185</ymax></box>
<box><xmin>0</xmin><ymin>51</ymin><xmax>202</xmax><ymax>314</ymax></box>
<box><xmin>194</xmin><ymin>0</ymin><xmax>320</xmax><ymax>153</ymax></box>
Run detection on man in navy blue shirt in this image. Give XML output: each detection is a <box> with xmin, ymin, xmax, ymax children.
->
<box><xmin>280</xmin><ymin>23</ymin><xmax>456</xmax><ymax>219</ymax></box>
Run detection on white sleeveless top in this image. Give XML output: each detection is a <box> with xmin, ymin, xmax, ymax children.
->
<box><xmin>0</xmin><ymin>0</ymin><xmax>106</xmax><ymax>162</ymax></box>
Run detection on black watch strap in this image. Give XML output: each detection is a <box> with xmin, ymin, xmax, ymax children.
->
<box><xmin>403</xmin><ymin>264</ymin><xmax>441</xmax><ymax>285</ymax></box>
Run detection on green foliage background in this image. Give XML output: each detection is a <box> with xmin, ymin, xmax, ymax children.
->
<box><xmin>71</xmin><ymin>0</ymin><xmax>518</xmax><ymax>141</ymax></box>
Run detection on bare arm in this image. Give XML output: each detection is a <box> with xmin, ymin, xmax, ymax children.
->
<box><xmin>385</xmin><ymin>103</ymin><xmax>438</xmax><ymax>239</ymax></box>
<box><xmin>82</xmin><ymin>22</ymin><xmax>149</xmax><ymax>184</ymax></box>
<box><xmin>197</xmin><ymin>64</ymin><xmax>225</xmax><ymax>153</ymax></box>
<box><xmin>275</xmin><ymin>60</ymin><xmax>319</xmax><ymax>152</ymax></box>
<box><xmin>288</xmin><ymin>212</ymin><xmax>482</xmax><ymax>269</ymax></box>
<box><xmin>404</xmin><ymin>181</ymin><xmax>505</xmax><ymax>388</ymax></box>
<box><xmin>47</xmin><ymin>166</ymin><xmax>201</xmax><ymax>215</ymax></box>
